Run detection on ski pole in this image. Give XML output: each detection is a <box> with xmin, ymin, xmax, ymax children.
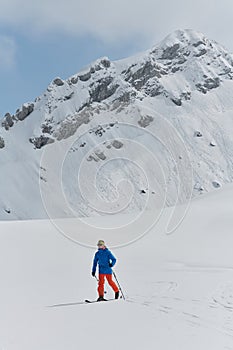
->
<box><xmin>112</xmin><ymin>271</ymin><xmax>125</xmax><ymax>300</ymax></box>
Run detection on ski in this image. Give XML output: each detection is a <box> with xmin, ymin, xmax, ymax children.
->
<box><xmin>85</xmin><ymin>298</ymin><xmax>116</xmax><ymax>303</ymax></box>
<box><xmin>47</xmin><ymin>298</ymin><xmax>119</xmax><ymax>308</ymax></box>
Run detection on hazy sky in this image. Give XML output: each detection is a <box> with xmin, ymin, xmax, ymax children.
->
<box><xmin>1</xmin><ymin>0</ymin><xmax>233</xmax><ymax>115</ymax></box>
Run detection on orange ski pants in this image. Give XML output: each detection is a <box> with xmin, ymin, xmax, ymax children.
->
<box><xmin>98</xmin><ymin>274</ymin><xmax>119</xmax><ymax>296</ymax></box>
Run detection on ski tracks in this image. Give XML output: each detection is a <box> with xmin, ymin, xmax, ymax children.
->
<box><xmin>128</xmin><ymin>279</ymin><xmax>233</xmax><ymax>342</ymax></box>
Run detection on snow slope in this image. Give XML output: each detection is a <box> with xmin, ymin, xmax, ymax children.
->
<box><xmin>0</xmin><ymin>184</ymin><xmax>233</xmax><ymax>349</ymax></box>
<box><xmin>1</xmin><ymin>29</ymin><xmax>233</xmax><ymax>220</ymax></box>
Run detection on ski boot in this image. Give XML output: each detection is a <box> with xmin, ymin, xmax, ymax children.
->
<box><xmin>97</xmin><ymin>296</ymin><xmax>107</xmax><ymax>302</ymax></box>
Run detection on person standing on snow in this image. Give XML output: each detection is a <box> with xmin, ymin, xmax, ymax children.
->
<box><xmin>92</xmin><ymin>240</ymin><xmax>119</xmax><ymax>301</ymax></box>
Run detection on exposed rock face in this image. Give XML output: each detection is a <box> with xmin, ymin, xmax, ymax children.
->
<box><xmin>138</xmin><ymin>115</ymin><xmax>154</xmax><ymax>128</ymax></box>
<box><xmin>29</xmin><ymin>136</ymin><xmax>55</xmax><ymax>149</ymax></box>
<box><xmin>99</xmin><ymin>58</ymin><xmax>111</xmax><ymax>68</ymax></box>
<box><xmin>144</xmin><ymin>80</ymin><xmax>163</xmax><ymax>97</ymax></box>
<box><xmin>5</xmin><ymin>113</ymin><xmax>14</xmax><ymax>127</ymax></box>
<box><xmin>10</xmin><ymin>29</ymin><xmax>231</xmax><ymax>146</ymax></box>
<box><xmin>77</xmin><ymin>58</ymin><xmax>111</xmax><ymax>83</ymax></box>
<box><xmin>2</xmin><ymin>29</ymin><xmax>233</xmax><ymax>220</ymax></box>
<box><xmin>54</xmin><ymin>110</ymin><xmax>91</xmax><ymax>141</ymax></box>
<box><xmin>111</xmin><ymin>91</ymin><xmax>137</xmax><ymax>111</ymax></box>
<box><xmin>90</xmin><ymin>77</ymin><xmax>119</xmax><ymax>103</ymax></box>
<box><xmin>196</xmin><ymin>78</ymin><xmax>220</xmax><ymax>94</ymax></box>
<box><xmin>161</xmin><ymin>43</ymin><xmax>181</xmax><ymax>60</ymax></box>
<box><xmin>112</xmin><ymin>140</ymin><xmax>124</xmax><ymax>149</ymax></box>
<box><xmin>41</xmin><ymin>123</ymin><xmax>53</xmax><ymax>134</ymax></box>
<box><xmin>194</xmin><ymin>48</ymin><xmax>207</xmax><ymax>57</ymax></box>
<box><xmin>0</xmin><ymin>137</ymin><xmax>5</xmax><ymax>149</ymax></box>
<box><xmin>193</xmin><ymin>40</ymin><xmax>205</xmax><ymax>47</ymax></box>
<box><xmin>53</xmin><ymin>78</ymin><xmax>64</xmax><ymax>86</ymax></box>
<box><xmin>125</xmin><ymin>59</ymin><xmax>167</xmax><ymax>90</ymax></box>
<box><xmin>95</xmin><ymin>151</ymin><xmax>107</xmax><ymax>160</ymax></box>
<box><xmin>70</xmin><ymin>76</ymin><xmax>79</xmax><ymax>84</ymax></box>
<box><xmin>194</xmin><ymin>131</ymin><xmax>203</xmax><ymax>137</ymax></box>
<box><xmin>79</xmin><ymin>71</ymin><xmax>92</xmax><ymax>82</ymax></box>
<box><xmin>2</xmin><ymin>113</ymin><xmax>14</xmax><ymax>130</ymax></box>
<box><xmin>87</xmin><ymin>151</ymin><xmax>106</xmax><ymax>162</ymax></box>
<box><xmin>64</xmin><ymin>92</ymin><xmax>74</xmax><ymax>101</ymax></box>
<box><xmin>181</xmin><ymin>91</ymin><xmax>191</xmax><ymax>100</ymax></box>
<box><xmin>171</xmin><ymin>97</ymin><xmax>182</xmax><ymax>106</ymax></box>
<box><xmin>16</xmin><ymin>103</ymin><xmax>34</xmax><ymax>121</ymax></box>
<box><xmin>204</xmin><ymin>77</ymin><xmax>220</xmax><ymax>90</ymax></box>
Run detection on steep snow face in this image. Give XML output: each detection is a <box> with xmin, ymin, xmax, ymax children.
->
<box><xmin>1</xmin><ymin>29</ymin><xmax>233</xmax><ymax>220</ymax></box>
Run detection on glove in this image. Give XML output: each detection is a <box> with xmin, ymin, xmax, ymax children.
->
<box><xmin>109</xmin><ymin>263</ymin><xmax>113</xmax><ymax>267</ymax></box>
<box><xmin>92</xmin><ymin>271</ymin><xmax>95</xmax><ymax>277</ymax></box>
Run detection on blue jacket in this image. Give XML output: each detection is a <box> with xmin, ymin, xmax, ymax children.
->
<box><xmin>92</xmin><ymin>248</ymin><xmax>117</xmax><ymax>275</ymax></box>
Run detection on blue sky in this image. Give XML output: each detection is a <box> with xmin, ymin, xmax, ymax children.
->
<box><xmin>1</xmin><ymin>0</ymin><xmax>233</xmax><ymax>117</ymax></box>
<box><xmin>0</xmin><ymin>28</ymin><xmax>143</xmax><ymax>116</ymax></box>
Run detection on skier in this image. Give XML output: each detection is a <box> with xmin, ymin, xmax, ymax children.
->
<box><xmin>92</xmin><ymin>240</ymin><xmax>119</xmax><ymax>301</ymax></box>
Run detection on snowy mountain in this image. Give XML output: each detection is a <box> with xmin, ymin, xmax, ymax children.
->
<box><xmin>1</xmin><ymin>29</ymin><xmax>233</xmax><ymax>220</ymax></box>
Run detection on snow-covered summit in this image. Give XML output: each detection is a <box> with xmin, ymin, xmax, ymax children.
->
<box><xmin>1</xmin><ymin>29</ymin><xmax>233</xmax><ymax>220</ymax></box>
<box><xmin>158</xmin><ymin>29</ymin><xmax>216</xmax><ymax>49</ymax></box>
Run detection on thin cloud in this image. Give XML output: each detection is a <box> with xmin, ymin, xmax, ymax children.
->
<box><xmin>0</xmin><ymin>35</ymin><xmax>16</xmax><ymax>70</ymax></box>
<box><xmin>0</xmin><ymin>0</ymin><xmax>233</xmax><ymax>49</ymax></box>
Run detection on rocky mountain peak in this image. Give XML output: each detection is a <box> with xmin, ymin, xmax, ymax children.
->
<box><xmin>150</xmin><ymin>29</ymin><xmax>233</xmax><ymax>81</ymax></box>
<box><xmin>154</xmin><ymin>29</ymin><xmax>226</xmax><ymax>58</ymax></box>
<box><xmin>1</xmin><ymin>30</ymin><xmax>233</xmax><ymax>220</ymax></box>
<box><xmin>157</xmin><ymin>29</ymin><xmax>209</xmax><ymax>50</ymax></box>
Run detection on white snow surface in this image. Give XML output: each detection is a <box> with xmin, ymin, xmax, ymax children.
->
<box><xmin>1</xmin><ymin>29</ymin><xmax>233</xmax><ymax>220</ymax></box>
<box><xmin>0</xmin><ymin>184</ymin><xmax>233</xmax><ymax>349</ymax></box>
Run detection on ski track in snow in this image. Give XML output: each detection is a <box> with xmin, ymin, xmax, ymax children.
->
<box><xmin>127</xmin><ymin>275</ymin><xmax>233</xmax><ymax>340</ymax></box>
<box><xmin>1</xmin><ymin>185</ymin><xmax>233</xmax><ymax>349</ymax></box>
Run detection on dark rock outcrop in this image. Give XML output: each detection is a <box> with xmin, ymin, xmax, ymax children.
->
<box><xmin>0</xmin><ymin>136</ymin><xmax>5</xmax><ymax>148</ymax></box>
<box><xmin>194</xmin><ymin>131</ymin><xmax>203</xmax><ymax>137</ymax></box>
<box><xmin>53</xmin><ymin>78</ymin><xmax>64</xmax><ymax>86</ymax></box>
<box><xmin>5</xmin><ymin>113</ymin><xmax>14</xmax><ymax>127</ymax></box>
<box><xmin>204</xmin><ymin>77</ymin><xmax>220</xmax><ymax>90</ymax></box>
<box><xmin>79</xmin><ymin>71</ymin><xmax>92</xmax><ymax>82</ymax></box>
<box><xmin>29</xmin><ymin>136</ymin><xmax>55</xmax><ymax>149</ymax></box>
<box><xmin>125</xmin><ymin>60</ymin><xmax>167</xmax><ymax>90</ymax></box>
<box><xmin>138</xmin><ymin>115</ymin><xmax>154</xmax><ymax>128</ymax></box>
<box><xmin>193</xmin><ymin>40</ymin><xmax>206</xmax><ymax>47</ymax></box>
<box><xmin>196</xmin><ymin>77</ymin><xmax>220</xmax><ymax>94</ymax></box>
<box><xmin>112</xmin><ymin>140</ymin><xmax>124</xmax><ymax>149</ymax></box>
<box><xmin>70</xmin><ymin>76</ymin><xmax>79</xmax><ymax>84</ymax></box>
<box><xmin>194</xmin><ymin>48</ymin><xmax>207</xmax><ymax>57</ymax></box>
<box><xmin>90</xmin><ymin>77</ymin><xmax>119</xmax><ymax>102</ymax></box>
<box><xmin>100</xmin><ymin>58</ymin><xmax>111</xmax><ymax>68</ymax></box>
<box><xmin>161</xmin><ymin>43</ymin><xmax>180</xmax><ymax>60</ymax></box>
<box><xmin>16</xmin><ymin>103</ymin><xmax>34</xmax><ymax>121</ymax></box>
<box><xmin>54</xmin><ymin>110</ymin><xmax>91</xmax><ymax>141</ymax></box>
<box><xmin>2</xmin><ymin>113</ymin><xmax>14</xmax><ymax>130</ymax></box>
<box><xmin>171</xmin><ymin>97</ymin><xmax>182</xmax><ymax>106</ymax></box>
